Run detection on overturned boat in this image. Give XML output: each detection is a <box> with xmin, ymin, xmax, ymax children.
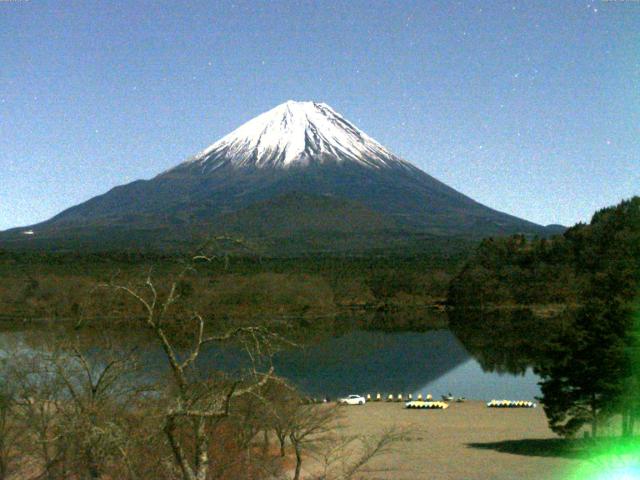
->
<box><xmin>486</xmin><ymin>400</ymin><xmax>536</xmax><ymax>408</ymax></box>
<box><xmin>405</xmin><ymin>400</ymin><xmax>449</xmax><ymax>409</ymax></box>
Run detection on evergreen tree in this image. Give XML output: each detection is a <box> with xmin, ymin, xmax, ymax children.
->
<box><xmin>537</xmin><ymin>300</ymin><xmax>628</xmax><ymax>437</ymax></box>
<box><xmin>537</xmin><ymin>197</ymin><xmax>640</xmax><ymax>438</ymax></box>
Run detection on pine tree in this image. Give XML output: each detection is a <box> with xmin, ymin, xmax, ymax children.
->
<box><xmin>537</xmin><ymin>197</ymin><xmax>640</xmax><ymax>438</ymax></box>
<box><xmin>537</xmin><ymin>300</ymin><xmax>627</xmax><ymax>438</ymax></box>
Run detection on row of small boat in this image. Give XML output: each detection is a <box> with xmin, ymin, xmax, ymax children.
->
<box><xmin>366</xmin><ymin>393</ymin><xmax>463</xmax><ymax>402</ymax></box>
<box><xmin>486</xmin><ymin>400</ymin><xmax>536</xmax><ymax>408</ymax></box>
<box><xmin>405</xmin><ymin>399</ymin><xmax>537</xmax><ymax>410</ymax></box>
<box><xmin>304</xmin><ymin>397</ymin><xmax>536</xmax><ymax>408</ymax></box>
<box><xmin>405</xmin><ymin>400</ymin><xmax>450</xmax><ymax>409</ymax></box>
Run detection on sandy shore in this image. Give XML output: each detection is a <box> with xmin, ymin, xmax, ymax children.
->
<box><xmin>329</xmin><ymin>401</ymin><xmax>582</xmax><ymax>480</ymax></box>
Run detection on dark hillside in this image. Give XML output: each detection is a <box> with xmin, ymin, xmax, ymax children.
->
<box><xmin>447</xmin><ymin>196</ymin><xmax>640</xmax><ymax>308</ymax></box>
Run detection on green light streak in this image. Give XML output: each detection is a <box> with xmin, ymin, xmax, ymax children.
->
<box><xmin>566</xmin><ymin>305</ymin><xmax>640</xmax><ymax>480</ymax></box>
<box><xmin>568</xmin><ymin>439</ymin><xmax>640</xmax><ymax>480</ymax></box>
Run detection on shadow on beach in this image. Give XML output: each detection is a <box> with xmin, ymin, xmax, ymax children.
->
<box><xmin>466</xmin><ymin>438</ymin><xmax>586</xmax><ymax>460</ymax></box>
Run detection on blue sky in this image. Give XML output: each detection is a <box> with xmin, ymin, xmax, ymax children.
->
<box><xmin>1</xmin><ymin>0</ymin><xmax>638</xmax><ymax>230</ymax></box>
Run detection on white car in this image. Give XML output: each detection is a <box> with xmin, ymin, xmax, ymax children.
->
<box><xmin>338</xmin><ymin>394</ymin><xmax>366</xmax><ymax>405</ymax></box>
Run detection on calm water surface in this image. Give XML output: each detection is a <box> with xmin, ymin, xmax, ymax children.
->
<box><xmin>267</xmin><ymin>329</ymin><xmax>541</xmax><ymax>400</ymax></box>
<box><xmin>0</xmin><ymin>312</ymin><xmax>544</xmax><ymax>401</ymax></box>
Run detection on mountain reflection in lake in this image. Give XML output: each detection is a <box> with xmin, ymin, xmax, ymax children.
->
<box><xmin>1</xmin><ymin>310</ymin><xmax>560</xmax><ymax>400</ymax></box>
<box><xmin>267</xmin><ymin>329</ymin><xmax>542</xmax><ymax>399</ymax></box>
<box><xmin>271</xmin><ymin>330</ymin><xmax>469</xmax><ymax>397</ymax></box>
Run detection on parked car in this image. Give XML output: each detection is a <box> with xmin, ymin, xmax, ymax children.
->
<box><xmin>338</xmin><ymin>394</ymin><xmax>366</xmax><ymax>405</ymax></box>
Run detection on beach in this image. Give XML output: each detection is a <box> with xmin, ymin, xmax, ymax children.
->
<box><xmin>330</xmin><ymin>401</ymin><xmax>581</xmax><ymax>480</ymax></box>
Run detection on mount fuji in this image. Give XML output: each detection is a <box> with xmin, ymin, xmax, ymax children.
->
<box><xmin>1</xmin><ymin>101</ymin><xmax>560</xmax><ymax>253</ymax></box>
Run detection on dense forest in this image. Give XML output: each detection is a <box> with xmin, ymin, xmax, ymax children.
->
<box><xmin>0</xmin><ymin>246</ymin><xmax>472</xmax><ymax>322</ymax></box>
<box><xmin>447</xmin><ymin>197</ymin><xmax>640</xmax><ymax>309</ymax></box>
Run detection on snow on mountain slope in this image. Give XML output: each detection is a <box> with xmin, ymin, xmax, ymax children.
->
<box><xmin>182</xmin><ymin>100</ymin><xmax>414</xmax><ymax>172</ymax></box>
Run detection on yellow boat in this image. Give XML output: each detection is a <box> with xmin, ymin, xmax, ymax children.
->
<box><xmin>405</xmin><ymin>400</ymin><xmax>449</xmax><ymax>409</ymax></box>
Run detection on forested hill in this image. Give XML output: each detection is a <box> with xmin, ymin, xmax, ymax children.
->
<box><xmin>447</xmin><ymin>197</ymin><xmax>640</xmax><ymax>308</ymax></box>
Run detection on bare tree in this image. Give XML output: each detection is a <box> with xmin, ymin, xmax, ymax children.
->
<box><xmin>51</xmin><ymin>341</ymin><xmax>147</xmax><ymax>479</ymax></box>
<box><xmin>288</xmin><ymin>404</ymin><xmax>339</xmax><ymax>480</ymax></box>
<box><xmin>0</xmin><ymin>365</ymin><xmax>22</xmax><ymax>480</ymax></box>
<box><xmin>9</xmin><ymin>352</ymin><xmax>68</xmax><ymax>480</ymax></box>
<box><xmin>268</xmin><ymin>394</ymin><xmax>405</xmax><ymax>480</ymax></box>
<box><xmin>310</xmin><ymin>428</ymin><xmax>406</xmax><ymax>480</ymax></box>
<box><xmin>4</xmin><ymin>334</ymin><xmax>155</xmax><ymax>480</ymax></box>
<box><xmin>260</xmin><ymin>379</ymin><xmax>302</xmax><ymax>458</ymax></box>
<box><xmin>100</xmin><ymin>252</ymin><xmax>289</xmax><ymax>480</ymax></box>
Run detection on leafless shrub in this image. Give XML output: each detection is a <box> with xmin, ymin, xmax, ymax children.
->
<box><xmin>310</xmin><ymin>427</ymin><xmax>406</xmax><ymax>480</ymax></box>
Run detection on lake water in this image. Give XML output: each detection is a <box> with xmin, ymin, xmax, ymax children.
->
<box><xmin>263</xmin><ymin>329</ymin><xmax>541</xmax><ymax>400</ymax></box>
<box><xmin>0</xmin><ymin>315</ymin><xmax>544</xmax><ymax>402</ymax></box>
<box><xmin>128</xmin><ymin>327</ymin><xmax>543</xmax><ymax>401</ymax></box>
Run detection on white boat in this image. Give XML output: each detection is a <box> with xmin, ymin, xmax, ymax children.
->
<box><xmin>486</xmin><ymin>399</ymin><xmax>536</xmax><ymax>408</ymax></box>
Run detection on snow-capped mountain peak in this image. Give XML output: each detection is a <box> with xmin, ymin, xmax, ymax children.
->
<box><xmin>5</xmin><ymin>100</ymin><xmax>552</xmax><ymax>248</ymax></box>
<box><xmin>184</xmin><ymin>101</ymin><xmax>413</xmax><ymax>171</ymax></box>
